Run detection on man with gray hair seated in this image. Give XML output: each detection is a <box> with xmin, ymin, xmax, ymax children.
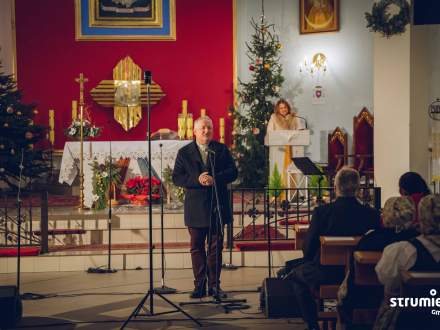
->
<box><xmin>289</xmin><ymin>167</ymin><xmax>380</xmax><ymax>330</ymax></box>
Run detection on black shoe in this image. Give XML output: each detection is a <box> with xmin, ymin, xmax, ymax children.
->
<box><xmin>190</xmin><ymin>285</ymin><xmax>206</xmax><ymax>299</ymax></box>
<box><xmin>208</xmin><ymin>287</ymin><xmax>227</xmax><ymax>298</ymax></box>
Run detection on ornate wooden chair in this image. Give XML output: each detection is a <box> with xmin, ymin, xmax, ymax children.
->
<box><xmin>351</xmin><ymin>107</ymin><xmax>374</xmax><ymax>182</ymax></box>
<box><xmin>324</xmin><ymin>127</ymin><xmax>348</xmax><ymax>182</ymax></box>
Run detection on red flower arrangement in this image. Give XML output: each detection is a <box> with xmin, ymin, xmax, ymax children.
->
<box><xmin>121</xmin><ymin>176</ymin><xmax>161</xmax><ymax>204</ymax></box>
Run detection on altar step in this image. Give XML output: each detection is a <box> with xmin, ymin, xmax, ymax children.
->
<box><xmin>0</xmin><ymin>245</ymin><xmax>303</xmax><ymax>273</ymax></box>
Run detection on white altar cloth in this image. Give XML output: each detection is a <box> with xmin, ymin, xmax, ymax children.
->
<box><xmin>59</xmin><ymin>140</ymin><xmax>191</xmax><ymax>208</ymax></box>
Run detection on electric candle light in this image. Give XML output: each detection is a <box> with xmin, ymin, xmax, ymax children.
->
<box><xmin>219</xmin><ymin>117</ymin><xmax>225</xmax><ymax>143</ymax></box>
<box><xmin>49</xmin><ymin>109</ymin><xmax>55</xmax><ymax>144</ymax></box>
<box><xmin>186</xmin><ymin>114</ymin><xmax>193</xmax><ymax>139</ymax></box>
<box><xmin>72</xmin><ymin>100</ymin><xmax>78</xmax><ymax>120</ymax></box>
<box><xmin>200</xmin><ymin>108</ymin><xmax>206</xmax><ymax>117</ymax></box>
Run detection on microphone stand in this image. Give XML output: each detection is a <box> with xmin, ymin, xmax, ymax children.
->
<box><xmin>154</xmin><ymin>143</ymin><xmax>176</xmax><ymax>294</ymax></box>
<box><xmin>179</xmin><ymin>148</ymin><xmax>247</xmax><ymax>312</ymax></box>
<box><xmin>16</xmin><ymin>150</ymin><xmax>24</xmax><ymax>294</ymax></box>
<box><xmin>122</xmin><ymin>72</ymin><xmax>200</xmax><ymax>329</ymax></box>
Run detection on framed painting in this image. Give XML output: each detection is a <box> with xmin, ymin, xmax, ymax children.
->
<box><xmin>300</xmin><ymin>0</ymin><xmax>339</xmax><ymax>34</ymax></box>
<box><xmin>75</xmin><ymin>0</ymin><xmax>176</xmax><ymax>41</ymax></box>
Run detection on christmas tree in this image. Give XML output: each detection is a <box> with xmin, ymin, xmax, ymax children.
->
<box><xmin>0</xmin><ymin>68</ymin><xmax>48</xmax><ymax>189</ymax></box>
<box><xmin>232</xmin><ymin>15</ymin><xmax>284</xmax><ymax>188</ymax></box>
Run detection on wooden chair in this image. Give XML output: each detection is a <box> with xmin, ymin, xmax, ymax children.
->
<box><xmin>324</xmin><ymin>127</ymin><xmax>348</xmax><ymax>183</ymax></box>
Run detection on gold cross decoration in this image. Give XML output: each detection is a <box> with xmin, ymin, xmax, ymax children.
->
<box><xmin>90</xmin><ymin>56</ymin><xmax>165</xmax><ymax>131</ymax></box>
<box><xmin>75</xmin><ymin>73</ymin><xmax>88</xmax><ymax>107</ymax></box>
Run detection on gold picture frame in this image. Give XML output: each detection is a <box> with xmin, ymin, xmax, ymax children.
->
<box><xmin>300</xmin><ymin>0</ymin><xmax>339</xmax><ymax>34</ymax></box>
<box><xmin>75</xmin><ymin>0</ymin><xmax>176</xmax><ymax>41</ymax></box>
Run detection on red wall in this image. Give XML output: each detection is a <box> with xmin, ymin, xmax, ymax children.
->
<box><xmin>15</xmin><ymin>0</ymin><xmax>233</xmax><ymax>149</ymax></box>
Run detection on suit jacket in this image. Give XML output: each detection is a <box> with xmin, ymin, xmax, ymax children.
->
<box><xmin>303</xmin><ymin>197</ymin><xmax>380</xmax><ymax>265</ymax></box>
<box><xmin>172</xmin><ymin>140</ymin><xmax>237</xmax><ymax>228</ymax></box>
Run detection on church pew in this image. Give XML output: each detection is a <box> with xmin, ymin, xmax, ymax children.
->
<box><xmin>293</xmin><ymin>224</ymin><xmax>309</xmax><ymax>250</ymax></box>
<box><xmin>317</xmin><ymin>236</ymin><xmax>361</xmax><ymax>328</ymax></box>
<box><xmin>401</xmin><ymin>271</ymin><xmax>440</xmax><ymax>296</ymax></box>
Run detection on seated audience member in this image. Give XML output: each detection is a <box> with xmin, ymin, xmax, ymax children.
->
<box><xmin>338</xmin><ymin>196</ymin><xmax>418</xmax><ymax>325</ymax></box>
<box><xmin>398</xmin><ymin>171</ymin><xmax>430</xmax><ymax>224</ymax></box>
<box><xmin>357</xmin><ymin>196</ymin><xmax>418</xmax><ymax>251</ymax></box>
<box><xmin>289</xmin><ymin>167</ymin><xmax>380</xmax><ymax>330</ymax></box>
<box><xmin>374</xmin><ymin>194</ymin><xmax>440</xmax><ymax>330</ymax></box>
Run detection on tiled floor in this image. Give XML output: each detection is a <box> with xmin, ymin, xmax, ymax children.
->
<box><xmin>0</xmin><ymin>267</ymin><xmax>306</xmax><ymax>329</ymax></box>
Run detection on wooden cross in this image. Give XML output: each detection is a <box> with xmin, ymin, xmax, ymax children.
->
<box><xmin>75</xmin><ymin>73</ymin><xmax>88</xmax><ymax>106</ymax></box>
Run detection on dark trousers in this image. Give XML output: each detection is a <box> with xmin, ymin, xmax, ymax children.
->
<box><xmin>288</xmin><ymin>260</ymin><xmax>320</xmax><ymax>327</ymax></box>
<box><xmin>188</xmin><ymin>225</ymin><xmax>224</xmax><ymax>288</ymax></box>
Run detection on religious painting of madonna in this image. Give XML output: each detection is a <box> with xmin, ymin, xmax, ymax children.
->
<box><xmin>300</xmin><ymin>0</ymin><xmax>339</xmax><ymax>34</ymax></box>
<box><xmin>75</xmin><ymin>0</ymin><xmax>176</xmax><ymax>40</ymax></box>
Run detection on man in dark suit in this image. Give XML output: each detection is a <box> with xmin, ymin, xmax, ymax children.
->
<box><xmin>172</xmin><ymin>116</ymin><xmax>237</xmax><ymax>298</ymax></box>
<box><xmin>290</xmin><ymin>167</ymin><xmax>380</xmax><ymax>330</ymax></box>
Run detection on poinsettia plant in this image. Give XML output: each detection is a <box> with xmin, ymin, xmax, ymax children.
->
<box><xmin>125</xmin><ymin>176</ymin><xmax>161</xmax><ymax>200</ymax></box>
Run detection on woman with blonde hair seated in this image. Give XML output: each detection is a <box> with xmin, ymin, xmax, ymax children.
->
<box><xmin>374</xmin><ymin>194</ymin><xmax>440</xmax><ymax>330</ymax></box>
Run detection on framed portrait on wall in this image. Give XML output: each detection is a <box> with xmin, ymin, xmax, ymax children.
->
<box><xmin>75</xmin><ymin>0</ymin><xmax>176</xmax><ymax>40</ymax></box>
<box><xmin>300</xmin><ymin>0</ymin><xmax>339</xmax><ymax>34</ymax></box>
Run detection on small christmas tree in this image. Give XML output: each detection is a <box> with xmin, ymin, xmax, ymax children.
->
<box><xmin>268</xmin><ymin>163</ymin><xmax>282</xmax><ymax>198</ymax></box>
<box><xmin>232</xmin><ymin>15</ymin><xmax>284</xmax><ymax>188</ymax></box>
<box><xmin>0</xmin><ymin>68</ymin><xmax>49</xmax><ymax>189</ymax></box>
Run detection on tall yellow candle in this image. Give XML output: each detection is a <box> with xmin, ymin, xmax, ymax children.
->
<box><xmin>182</xmin><ymin>99</ymin><xmax>188</xmax><ymax>115</ymax></box>
<box><xmin>48</xmin><ymin>109</ymin><xmax>55</xmax><ymax>144</ymax></box>
<box><xmin>200</xmin><ymin>108</ymin><xmax>206</xmax><ymax>117</ymax></box>
<box><xmin>219</xmin><ymin>117</ymin><xmax>225</xmax><ymax>143</ymax></box>
<box><xmin>186</xmin><ymin>114</ymin><xmax>193</xmax><ymax>139</ymax></box>
<box><xmin>72</xmin><ymin>100</ymin><xmax>78</xmax><ymax>120</ymax></box>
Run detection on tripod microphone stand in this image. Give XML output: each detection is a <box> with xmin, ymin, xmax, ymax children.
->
<box><xmin>154</xmin><ymin>143</ymin><xmax>176</xmax><ymax>294</ymax></box>
<box><xmin>121</xmin><ymin>71</ymin><xmax>200</xmax><ymax>329</ymax></box>
<box><xmin>179</xmin><ymin>149</ymin><xmax>248</xmax><ymax>312</ymax></box>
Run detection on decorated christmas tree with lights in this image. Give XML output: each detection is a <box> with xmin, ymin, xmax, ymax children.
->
<box><xmin>231</xmin><ymin>14</ymin><xmax>284</xmax><ymax>188</ymax></box>
<box><xmin>0</xmin><ymin>68</ymin><xmax>48</xmax><ymax>189</ymax></box>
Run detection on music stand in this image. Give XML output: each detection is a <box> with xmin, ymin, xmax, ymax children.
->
<box><xmin>292</xmin><ymin>157</ymin><xmax>324</xmax><ymax>205</ymax></box>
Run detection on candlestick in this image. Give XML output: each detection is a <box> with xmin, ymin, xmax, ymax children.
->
<box><xmin>177</xmin><ymin>114</ymin><xmax>186</xmax><ymax>140</ymax></box>
<box><xmin>182</xmin><ymin>99</ymin><xmax>188</xmax><ymax>115</ymax></box>
<box><xmin>72</xmin><ymin>100</ymin><xmax>78</xmax><ymax>120</ymax></box>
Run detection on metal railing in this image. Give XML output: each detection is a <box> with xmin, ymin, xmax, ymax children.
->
<box><xmin>228</xmin><ymin>186</ymin><xmax>381</xmax><ymax>244</ymax></box>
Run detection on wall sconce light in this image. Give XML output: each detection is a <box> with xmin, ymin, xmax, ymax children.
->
<box><xmin>299</xmin><ymin>52</ymin><xmax>327</xmax><ymax>76</ymax></box>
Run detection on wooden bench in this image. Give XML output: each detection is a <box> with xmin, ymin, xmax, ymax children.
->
<box><xmin>293</xmin><ymin>224</ymin><xmax>309</xmax><ymax>250</ymax></box>
<box><xmin>401</xmin><ymin>271</ymin><xmax>440</xmax><ymax>296</ymax></box>
<box><xmin>317</xmin><ymin>236</ymin><xmax>361</xmax><ymax>328</ymax></box>
<box><xmin>351</xmin><ymin>251</ymin><xmax>383</xmax><ymax>326</ymax></box>
<box><xmin>353</xmin><ymin>251</ymin><xmax>382</xmax><ymax>285</ymax></box>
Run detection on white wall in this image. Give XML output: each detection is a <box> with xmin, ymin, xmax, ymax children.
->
<box><xmin>236</xmin><ymin>0</ymin><xmax>374</xmax><ymax>162</ymax></box>
<box><xmin>0</xmin><ymin>0</ymin><xmax>15</xmax><ymax>76</ymax></box>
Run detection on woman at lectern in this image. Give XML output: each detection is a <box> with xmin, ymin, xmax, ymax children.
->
<box><xmin>265</xmin><ymin>99</ymin><xmax>302</xmax><ymax>189</ymax></box>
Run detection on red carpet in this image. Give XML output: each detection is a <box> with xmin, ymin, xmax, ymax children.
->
<box><xmin>235</xmin><ymin>240</ymin><xmax>295</xmax><ymax>251</ymax></box>
<box><xmin>0</xmin><ymin>246</ymin><xmax>40</xmax><ymax>257</ymax></box>
<box><xmin>234</xmin><ymin>224</ymin><xmax>286</xmax><ymax>240</ymax></box>
<box><xmin>278</xmin><ymin>219</ymin><xmax>310</xmax><ymax>226</ymax></box>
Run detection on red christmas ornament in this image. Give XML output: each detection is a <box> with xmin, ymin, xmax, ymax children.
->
<box><xmin>249</xmin><ymin>65</ymin><xmax>255</xmax><ymax>71</ymax></box>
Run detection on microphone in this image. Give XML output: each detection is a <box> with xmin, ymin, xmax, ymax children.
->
<box><xmin>207</xmin><ymin>148</ymin><xmax>216</xmax><ymax>155</ymax></box>
<box><xmin>295</xmin><ymin>115</ymin><xmax>308</xmax><ymax>130</ymax></box>
<box><xmin>144</xmin><ymin>71</ymin><xmax>152</xmax><ymax>85</ymax></box>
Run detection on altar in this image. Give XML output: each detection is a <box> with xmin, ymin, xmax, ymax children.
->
<box><xmin>59</xmin><ymin>140</ymin><xmax>191</xmax><ymax>208</ymax></box>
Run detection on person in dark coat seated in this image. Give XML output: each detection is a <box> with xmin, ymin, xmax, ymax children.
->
<box><xmin>357</xmin><ymin>196</ymin><xmax>419</xmax><ymax>251</ymax></box>
<box><xmin>172</xmin><ymin>116</ymin><xmax>237</xmax><ymax>299</ymax></box>
<box><xmin>288</xmin><ymin>166</ymin><xmax>380</xmax><ymax>330</ymax></box>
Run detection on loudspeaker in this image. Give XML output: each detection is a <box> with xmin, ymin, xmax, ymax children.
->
<box><xmin>260</xmin><ymin>278</ymin><xmax>301</xmax><ymax>318</ymax></box>
<box><xmin>0</xmin><ymin>286</ymin><xmax>22</xmax><ymax>328</ymax></box>
<box><xmin>414</xmin><ymin>0</ymin><xmax>440</xmax><ymax>25</ymax></box>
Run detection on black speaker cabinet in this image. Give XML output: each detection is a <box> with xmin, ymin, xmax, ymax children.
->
<box><xmin>261</xmin><ymin>278</ymin><xmax>301</xmax><ymax>318</ymax></box>
<box><xmin>0</xmin><ymin>286</ymin><xmax>22</xmax><ymax>328</ymax></box>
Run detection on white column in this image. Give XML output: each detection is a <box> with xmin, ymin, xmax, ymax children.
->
<box><xmin>0</xmin><ymin>0</ymin><xmax>15</xmax><ymax>77</ymax></box>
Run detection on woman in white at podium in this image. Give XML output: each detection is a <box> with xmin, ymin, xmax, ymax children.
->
<box><xmin>265</xmin><ymin>99</ymin><xmax>303</xmax><ymax>189</ymax></box>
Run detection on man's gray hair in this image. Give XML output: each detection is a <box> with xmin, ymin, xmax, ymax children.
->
<box><xmin>194</xmin><ymin>116</ymin><xmax>213</xmax><ymax>129</ymax></box>
<box><xmin>334</xmin><ymin>166</ymin><xmax>360</xmax><ymax>197</ymax></box>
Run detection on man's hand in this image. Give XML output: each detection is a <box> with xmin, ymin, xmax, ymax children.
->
<box><xmin>198</xmin><ymin>172</ymin><xmax>214</xmax><ymax>186</ymax></box>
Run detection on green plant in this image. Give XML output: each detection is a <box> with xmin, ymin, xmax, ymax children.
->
<box><xmin>268</xmin><ymin>163</ymin><xmax>283</xmax><ymax>198</ymax></box>
<box><xmin>92</xmin><ymin>160</ymin><xmax>121</xmax><ymax>210</ymax></box>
